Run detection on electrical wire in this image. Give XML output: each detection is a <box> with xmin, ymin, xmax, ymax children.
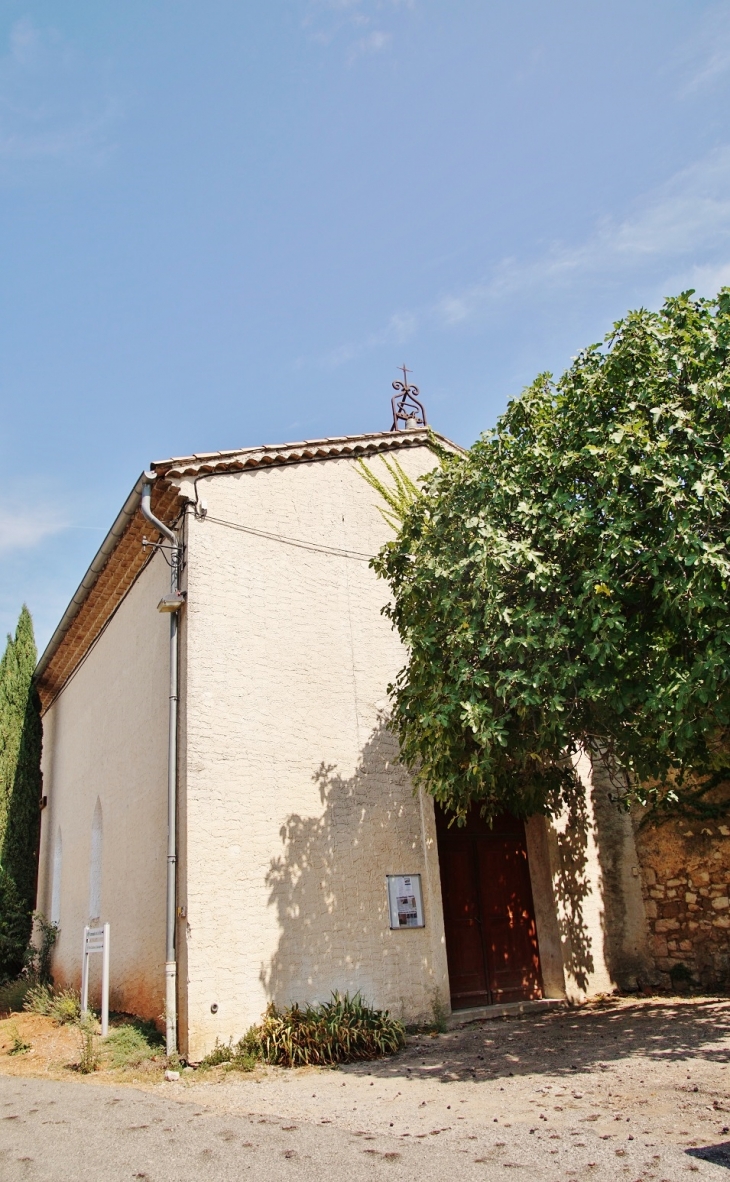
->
<box><xmin>200</xmin><ymin>513</ymin><xmax>375</xmax><ymax>562</ymax></box>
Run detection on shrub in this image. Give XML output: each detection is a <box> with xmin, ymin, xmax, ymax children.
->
<box><xmin>199</xmin><ymin>1038</ymin><xmax>236</xmax><ymax>1068</ymax></box>
<box><xmin>102</xmin><ymin>1020</ymin><xmax>163</xmax><ymax>1069</ymax></box>
<box><xmin>0</xmin><ymin>977</ymin><xmax>30</xmax><ymax>1015</ymax></box>
<box><xmin>23</xmin><ymin>984</ymin><xmax>80</xmax><ymax>1025</ymax></box>
<box><xmin>0</xmin><ymin>608</ymin><xmax>42</xmax><ymax>963</ymax></box>
<box><xmin>256</xmin><ymin>992</ymin><xmax>405</xmax><ymax>1068</ymax></box>
<box><xmin>0</xmin><ymin>868</ymin><xmax>30</xmax><ymax>983</ymax></box>
<box><xmin>198</xmin><ymin>995</ymin><xmax>405</xmax><ymax>1071</ymax></box>
<box><xmin>25</xmin><ymin>914</ymin><xmax>58</xmax><ymax>986</ymax></box>
<box><xmin>7</xmin><ymin>1022</ymin><xmax>31</xmax><ymax>1055</ymax></box>
<box><xmin>77</xmin><ymin>1015</ymin><xmax>99</xmax><ymax>1074</ymax></box>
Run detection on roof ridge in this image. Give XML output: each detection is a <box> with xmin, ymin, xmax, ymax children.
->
<box><xmin>153</xmin><ymin>428</ymin><xmax>458</xmax><ymax>480</ymax></box>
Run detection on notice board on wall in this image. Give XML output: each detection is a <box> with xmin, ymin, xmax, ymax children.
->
<box><xmin>387</xmin><ymin>874</ymin><xmax>425</xmax><ymax>929</ymax></box>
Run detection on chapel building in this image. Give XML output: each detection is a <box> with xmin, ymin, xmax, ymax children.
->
<box><xmin>36</xmin><ymin>423</ymin><xmax>662</xmax><ymax>1060</ymax></box>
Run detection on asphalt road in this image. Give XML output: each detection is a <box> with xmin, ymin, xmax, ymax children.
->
<box><xmin>0</xmin><ymin>1073</ymin><xmax>726</xmax><ymax>1181</ymax></box>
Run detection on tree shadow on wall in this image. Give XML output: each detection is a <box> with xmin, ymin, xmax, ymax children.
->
<box><xmin>590</xmin><ymin>752</ymin><xmax>652</xmax><ymax>991</ymax></box>
<box><xmin>260</xmin><ymin>721</ymin><xmax>433</xmax><ymax>1012</ymax></box>
<box><xmin>549</xmin><ymin>778</ymin><xmax>595</xmax><ymax>994</ymax></box>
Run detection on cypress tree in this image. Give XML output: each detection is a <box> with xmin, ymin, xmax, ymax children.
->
<box><xmin>0</xmin><ymin>606</ymin><xmax>42</xmax><ymax>979</ymax></box>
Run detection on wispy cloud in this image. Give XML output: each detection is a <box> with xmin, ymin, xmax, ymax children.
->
<box><xmin>321</xmin><ymin>309</ymin><xmax>417</xmax><ymax>368</ymax></box>
<box><xmin>320</xmin><ymin>144</ymin><xmax>730</xmax><ymax>365</ymax></box>
<box><xmin>679</xmin><ymin>4</ymin><xmax>730</xmax><ymax>96</ymax></box>
<box><xmin>0</xmin><ymin>18</ymin><xmax>122</xmax><ymax>172</ymax></box>
<box><xmin>348</xmin><ymin>29</ymin><xmax>392</xmax><ymax>61</ymax></box>
<box><xmin>434</xmin><ymin>146</ymin><xmax>730</xmax><ymax>326</ymax></box>
<box><xmin>0</xmin><ymin>507</ymin><xmax>68</xmax><ymax>556</ymax></box>
<box><xmin>303</xmin><ymin>0</ymin><xmax>413</xmax><ymax>58</ymax></box>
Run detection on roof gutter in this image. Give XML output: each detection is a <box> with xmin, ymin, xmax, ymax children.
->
<box><xmin>34</xmin><ymin>471</ymin><xmax>150</xmax><ymax>684</ymax></box>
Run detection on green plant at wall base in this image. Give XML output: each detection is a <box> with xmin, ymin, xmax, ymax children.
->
<box><xmin>0</xmin><ymin>607</ymin><xmax>42</xmax><ymax>979</ymax></box>
<box><xmin>256</xmin><ymin>993</ymin><xmax>405</xmax><ymax>1068</ymax></box>
<box><xmin>372</xmin><ymin>291</ymin><xmax>730</xmax><ymax>822</ymax></box>
<box><xmin>199</xmin><ymin>1038</ymin><xmax>237</xmax><ymax>1069</ymax></box>
<box><xmin>23</xmin><ymin>984</ymin><xmax>80</xmax><ymax>1025</ymax></box>
<box><xmin>102</xmin><ymin>1020</ymin><xmax>164</xmax><ymax>1069</ymax></box>
<box><xmin>199</xmin><ymin>994</ymin><xmax>405</xmax><ymax>1071</ymax></box>
<box><xmin>26</xmin><ymin>914</ymin><xmax>58</xmax><ymax>986</ymax></box>
<box><xmin>429</xmin><ymin>988</ymin><xmax>448</xmax><ymax>1034</ymax></box>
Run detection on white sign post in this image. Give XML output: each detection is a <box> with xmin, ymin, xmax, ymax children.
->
<box><xmin>81</xmin><ymin>923</ymin><xmax>110</xmax><ymax>1037</ymax></box>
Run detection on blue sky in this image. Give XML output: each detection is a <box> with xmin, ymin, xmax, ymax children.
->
<box><xmin>2</xmin><ymin>0</ymin><xmax>730</xmax><ymax>652</ymax></box>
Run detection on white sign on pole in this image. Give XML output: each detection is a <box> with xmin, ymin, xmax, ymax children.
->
<box><xmin>386</xmin><ymin>874</ymin><xmax>425</xmax><ymax>929</ymax></box>
<box><xmin>81</xmin><ymin>922</ymin><xmax>110</xmax><ymax>1037</ymax></box>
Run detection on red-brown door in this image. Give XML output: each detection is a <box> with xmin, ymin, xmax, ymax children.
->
<box><xmin>436</xmin><ymin>804</ymin><xmax>543</xmax><ymax>1009</ymax></box>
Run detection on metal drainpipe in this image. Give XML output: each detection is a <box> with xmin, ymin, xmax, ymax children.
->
<box><xmin>141</xmin><ymin>473</ymin><xmax>181</xmax><ymax>1058</ymax></box>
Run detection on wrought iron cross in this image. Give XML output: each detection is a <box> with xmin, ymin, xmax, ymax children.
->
<box><xmin>391</xmin><ymin>365</ymin><xmax>427</xmax><ymax>431</ymax></box>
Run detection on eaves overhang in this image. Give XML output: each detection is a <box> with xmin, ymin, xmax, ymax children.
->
<box><xmin>35</xmin><ymin>428</ymin><xmax>460</xmax><ymax>711</ymax></box>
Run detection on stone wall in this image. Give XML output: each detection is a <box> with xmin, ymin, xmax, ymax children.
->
<box><xmin>634</xmin><ymin>817</ymin><xmax>730</xmax><ymax>991</ymax></box>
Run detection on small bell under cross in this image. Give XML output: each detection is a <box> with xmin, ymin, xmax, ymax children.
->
<box><xmin>390</xmin><ymin>365</ymin><xmax>427</xmax><ymax>431</ymax></box>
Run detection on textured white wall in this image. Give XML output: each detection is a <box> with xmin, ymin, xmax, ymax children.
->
<box><xmin>180</xmin><ymin>447</ymin><xmax>450</xmax><ymax>1060</ymax></box>
<box><xmin>37</xmin><ymin>552</ymin><xmax>170</xmax><ymax>1018</ymax></box>
<box><xmin>533</xmin><ymin>748</ymin><xmax>650</xmax><ymax>1002</ymax></box>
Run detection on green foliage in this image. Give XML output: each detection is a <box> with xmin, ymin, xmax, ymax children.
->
<box><xmin>254</xmin><ymin>992</ymin><xmax>405</xmax><ymax>1068</ymax></box>
<box><xmin>77</xmin><ymin>1014</ymin><xmax>99</xmax><ymax>1073</ymax></box>
<box><xmin>101</xmin><ymin>1020</ymin><xmax>163</xmax><ymax>1069</ymax></box>
<box><xmin>199</xmin><ymin>1037</ymin><xmax>237</xmax><ymax>1068</ymax></box>
<box><xmin>0</xmin><ymin>868</ymin><xmax>31</xmax><ymax>983</ymax></box>
<box><xmin>0</xmin><ymin>607</ymin><xmax>42</xmax><ymax>978</ymax></box>
<box><xmin>357</xmin><ymin>456</ymin><xmax>422</xmax><ymax>530</ymax></box>
<box><xmin>23</xmin><ymin>983</ymin><xmax>80</xmax><ymax>1025</ymax></box>
<box><xmin>0</xmin><ymin>976</ymin><xmax>31</xmax><ymax>1015</ymax></box>
<box><xmin>199</xmin><ymin>994</ymin><xmax>405</xmax><ymax>1070</ymax></box>
<box><xmin>7</xmin><ymin>1022</ymin><xmax>30</xmax><ymax>1055</ymax></box>
<box><xmin>25</xmin><ymin>914</ymin><xmax>58</xmax><ymax>986</ymax></box>
<box><xmin>198</xmin><ymin>1035</ymin><xmax>257</xmax><ymax>1071</ymax></box>
<box><xmin>373</xmin><ymin>291</ymin><xmax>730</xmax><ymax>820</ymax></box>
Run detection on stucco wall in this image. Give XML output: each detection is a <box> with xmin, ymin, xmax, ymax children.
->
<box><xmin>179</xmin><ymin>446</ymin><xmax>450</xmax><ymax>1060</ymax></box>
<box><xmin>37</xmin><ymin>551</ymin><xmax>170</xmax><ymax>1018</ymax></box>
<box><xmin>531</xmin><ymin>749</ymin><xmax>651</xmax><ymax>1003</ymax></box>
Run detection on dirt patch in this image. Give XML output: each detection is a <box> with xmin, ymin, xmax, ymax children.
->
<box><xmin>0</xmin><ymin>1013</ymin><xmax>167</xmax><ymax>1083</ymax></box>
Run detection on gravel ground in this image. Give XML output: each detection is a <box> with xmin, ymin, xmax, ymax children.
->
<box><xmin>1</xmin><ymin>996</ymin><xmax>730</xmax><ymax>1180</ymax></box>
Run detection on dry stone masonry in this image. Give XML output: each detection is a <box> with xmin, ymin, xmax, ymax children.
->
<box><xmin>634</xmin><ymin>817</ymin><xmax>730</xmax><ymax>991</ymax></box>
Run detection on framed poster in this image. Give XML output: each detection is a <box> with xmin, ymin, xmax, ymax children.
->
<box><xmin>387</xmin><ymin>874</ymin><xmax>425</xmax><ymax>929</ymax></box>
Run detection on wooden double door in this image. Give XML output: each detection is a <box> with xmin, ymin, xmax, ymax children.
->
<box><xmin>435</xmin><ymin>805</ymin><xmax>543</xmax><ymax>1010</ymax></box>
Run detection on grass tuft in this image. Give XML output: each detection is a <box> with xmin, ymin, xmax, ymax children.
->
<box><xmin>7</xmin><ymin>1022</ymin><xmax>31</xmax><ymax>1055</ymax></box>
<box><xmin>102</xmin><ymin>1019</ymin><xmax>163</xmax><ymax>1069</ymax></box>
